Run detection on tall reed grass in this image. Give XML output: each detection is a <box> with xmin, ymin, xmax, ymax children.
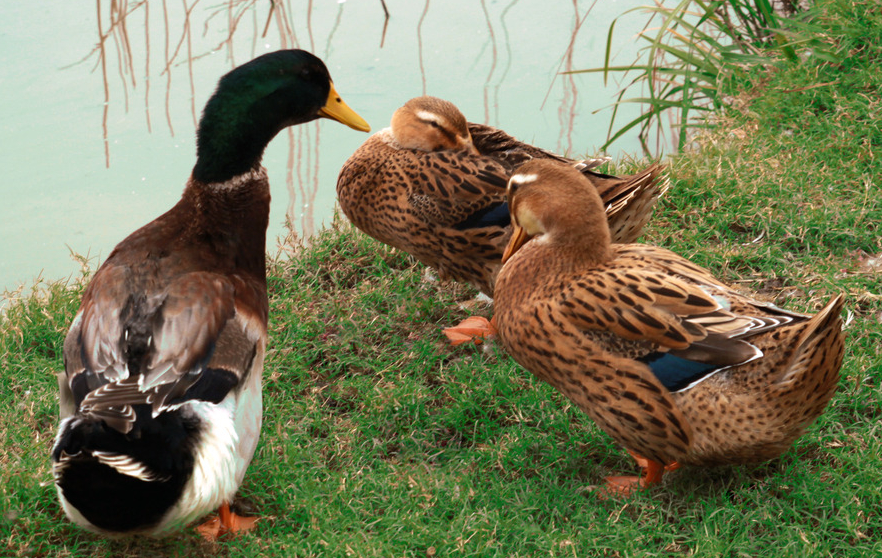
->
<box><xmin>578</xmin><ymin>0</ymin><xmax>841</xmax><ymax>155</ymax></box>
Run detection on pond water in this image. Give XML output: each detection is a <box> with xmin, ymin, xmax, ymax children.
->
<box><xmin>1</xmin><ymin>0</ymin><xmax>652</xmax><ymax>296</ymax></box>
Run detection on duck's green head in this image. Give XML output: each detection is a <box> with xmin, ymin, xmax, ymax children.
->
<box><xmin>195</xmin><ymin>49</ymin><xmax>369</xmax><ymax>184</ymax></box>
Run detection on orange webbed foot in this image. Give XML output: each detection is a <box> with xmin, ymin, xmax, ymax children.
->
<box><xmin>196</xmin><ymin>503</ymin><xmax>258</xmax><ymax>541</ymax></box>
<box><xmin>443</xmin><ymin>315</ymin><xmax>497</xmax><ymax>346</ymax></box>
<box><xmin>600</xmin><ymin>474</ymin><xmax>648</xmax><ymax>498</ymax></box>
<box><xmin>596</xmin><ymin>451</ymin><xmax>677</xmax><ymax>499</ymax></box>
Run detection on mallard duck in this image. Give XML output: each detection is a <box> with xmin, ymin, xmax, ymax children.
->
<box><xmin>494</xmin><ymin>159</ymin><xmax>845</xmax><ymax>494</ymax></box>
<box><xmin>336</xmin><ymin>95</ymin><xmax>667</xmax><ymax>299</ymax></box>
<box><xmin>51</xmin><ymin>50</ymin><xmax>369</xmax><ymax>538</ymax></box>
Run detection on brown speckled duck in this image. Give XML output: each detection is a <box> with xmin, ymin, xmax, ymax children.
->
<box><xmin>52</xmin><ymin>50</ymin><xmax>369</xmax><ymax>539</ymax></box>
<box><xmin>336</xmin><ymin>96</ymin><xmax>667</xmax><ymax>298</ymax></box>
<box><xmin>494</xmin><ymin>159</ymin><xmax>845</xmax><ymax>494</ymax></box>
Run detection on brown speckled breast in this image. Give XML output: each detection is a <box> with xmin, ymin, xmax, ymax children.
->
<box><xmin>337</xmin><ymin>129</ymin><xmax>667</xmax><ymax>296</ymax></box>
<box><xmin>337</xmin><ymin>131</ymin><xmax>511</xmax><ymax>294</ymax></box>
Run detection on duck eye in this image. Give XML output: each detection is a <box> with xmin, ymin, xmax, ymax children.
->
<box><xmin>428</xmin><ymin>121</ymin><xmax>441</xmax><ymax>129</ymax></box>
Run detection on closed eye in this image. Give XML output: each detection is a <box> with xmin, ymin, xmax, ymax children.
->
<box><xmin>508</xmin><ymin>173</ymin><xmax>538</xmax><ymax>197</ymax></box>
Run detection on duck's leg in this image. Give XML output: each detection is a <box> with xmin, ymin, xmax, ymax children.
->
<box><xmin>600</xmin><ymin>451</ymin><xmax>680</xmax><ymax>498</ymax></box>
<box><xmin>196</xmin><ymin>502</ymin><xmax>258</xmax><ymax>540</ymax></box>
<box><xmin>443</xmin><ymin>315</ymin><xmax>498</xmax><ymax>346</ymax></box>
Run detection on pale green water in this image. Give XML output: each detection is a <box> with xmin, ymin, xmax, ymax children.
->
<box><xmin>0</xmin><ymin>0</ymin><xmax>650</xmax><ymax>294</ymax></box>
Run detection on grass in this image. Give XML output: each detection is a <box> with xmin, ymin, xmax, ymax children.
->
<box><xmin>578</xmin><ymin>0</ymin><xmax>846</xmax><ymax>154</ymax></box>
<box><xmin>2</xmin><ymin>0</ymin><xmax>882</xmax><ymax>555</ymax></box>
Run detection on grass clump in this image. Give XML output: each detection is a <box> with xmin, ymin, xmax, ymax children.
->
<box><xmin>581</xmin><ymin>0</ymin><xmax>850</xmax><ymax>154</ymax></box>
<box><xmin>641</xmin><ymin>0</ymin><xmax>882</xmax><ymax>288</ymax></box>
<box><xmin>2</xmin><ymin>0</ymin><xmax>882</xmax><ymax>555</ymax></box>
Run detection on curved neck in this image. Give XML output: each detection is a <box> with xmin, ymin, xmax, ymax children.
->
<box><xmin>182</xmin><ymin>168</ymin><xmax>272</xmax><ymax>280</ymax></box>
<box><xmin>565</xmin><ymin>224</ymin><xmax>614</xmax><ymax>268</ymax></box>
<box><xmin>193</xmin><ymin>98</ymin><xmax>285</xmax><ymax>184</ymax></box>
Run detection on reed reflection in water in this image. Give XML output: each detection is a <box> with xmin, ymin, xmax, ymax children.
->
<box><xmin>1</xmin><ymin>0</ymin><xmax>648</xmax><ymax>292</ymax></box>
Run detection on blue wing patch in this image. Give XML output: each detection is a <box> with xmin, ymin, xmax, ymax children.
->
<box><xmin>454</xmin><ymin>202</ymin><xmax>510</xmax><ymax>230</ymax></box>
<box><xmin>638</xmin><ymin>352</ymin><xmax>720</xmax><ymax>393</ymax></box>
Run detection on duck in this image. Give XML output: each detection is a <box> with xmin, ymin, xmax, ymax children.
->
<box><xmin>336</xmin><ymin>95</ymin><xmax>667</xmax><ymax>299</ymax></box>
<box><xmin>51</xmin><ymin>49</ymin><xmax>369</xmax><ymax>539</ymax></box>
<box><xmin>493</xmin><ymin>159</ymin><xmax>845</xmax><ymax>495</ymax></box>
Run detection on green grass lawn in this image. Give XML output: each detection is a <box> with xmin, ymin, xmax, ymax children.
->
<box><xmin>2</xmin><ymin>1</ymin><xmax>881</xmax><ymax>556</ymax></box>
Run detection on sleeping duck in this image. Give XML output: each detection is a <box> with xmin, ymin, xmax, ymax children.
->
<box><xmin>494</xmin><ymin>160</ymin><xmax>845</xmax><ymax>495</ymax></box>
<box><xmin>337</xmin><ymin>96</ymin><xmax>666</xmax><ymax>296</ymax></box>
<box><xmin>336</xmin><ymin>96</ymin><xmax>665</xmax><ymax>343</ymax></box>
<box><xmin>52</xmin><ymin>49</ymin><xmax>369</xmax><ymax>538</ymax></box>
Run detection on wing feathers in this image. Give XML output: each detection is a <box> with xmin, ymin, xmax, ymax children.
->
<box><xmin>559</xmin><ymin>245</ymin><xmax>801</xmax><ymax>389</ymax></box>
<box><xmin>143</xmin><ymin>274</ymin><xmax>235</xmax><ymax>389</ymax></box>
<box><xmin>63</xmin><ymin>268</ymin><xmax>262</xmax><ymax>433</ymax></box>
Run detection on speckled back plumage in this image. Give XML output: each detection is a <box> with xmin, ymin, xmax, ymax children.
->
<box><xmin>336</xmin><ymin>96</ymin><xmax>667</xmax><ymax>296</ymax></box>
<box><xmin>494</xmin><ymin>160</ymin><xmax>845</xmax><ymax>468</ymax></box>
<box><xmin>674</xmin><ymin>287</ymin><xmax>844</xmax><ymax>465</ymax></box>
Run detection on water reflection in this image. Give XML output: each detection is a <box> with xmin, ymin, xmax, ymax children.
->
<box><xmin>1</xmin><ymin>0</ymin><xmax>648</xmax><ymax>292</ymax></box>
<box><xmin>90</xmin><ymin>0</ymin><xmax>400</xmax><ymax>237</ymax></box>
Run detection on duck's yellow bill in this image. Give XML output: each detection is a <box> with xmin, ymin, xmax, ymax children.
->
<box><xmin>502</xmin><ymin>223</ymin><xmax>530</xmax><ymax>264</ymax></box>
<box><xmin>319</xmin><ymin>82</ymin><xmax>370</xmax><ymax>132</ymax></box>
